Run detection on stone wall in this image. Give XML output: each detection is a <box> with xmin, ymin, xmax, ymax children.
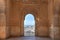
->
<box><xmin>0</xmin><ymin>14</ymin><xmax>6</xmax><ymax>39</ymax></box>
<box><xmin>53</xmin><ymin>0</ymin><xmax>60</xmax><ymax>40</ymax></box>
<box><xmin>48</xmin><ymin>0</ymin><xmax>60</xmax><ymax>40</ymax></box>
<box><xmin>36</xmin><ymin>2</ymin><xmax>49</xmax><ymax>37</ymax></box>
<box><xmin>0</xmin><ymin>0</ymin><xmax>8</xmax><ymax>39</ymax></box>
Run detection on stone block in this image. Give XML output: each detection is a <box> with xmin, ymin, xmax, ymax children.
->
<box><xmin>10</xmin><ymin>26</ymin><xmax>20</xmax><ymax>37</ymax></box>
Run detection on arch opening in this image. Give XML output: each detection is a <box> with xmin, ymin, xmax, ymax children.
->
<box><xmin>24</xmin><ymin>14</ymin><xmax>35</xmax><ymax>36</ymax></box>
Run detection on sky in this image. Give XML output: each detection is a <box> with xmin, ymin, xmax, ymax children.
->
<box><xmin>24</xmin><ymin>14</ymin><xmax>35</xmax><ymax>25</ymax></box>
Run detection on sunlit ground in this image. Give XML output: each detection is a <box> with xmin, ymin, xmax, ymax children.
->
<box><xmin>24</xmin><ymin>25</ymin><xmax>35</xmax><ymax>36</ymax></box>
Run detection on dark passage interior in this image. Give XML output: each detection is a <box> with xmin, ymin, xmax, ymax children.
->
<box><xmin>0</xmin><ymin>0</ymin><xmax>60</xmax><ymax>40</ymax></box>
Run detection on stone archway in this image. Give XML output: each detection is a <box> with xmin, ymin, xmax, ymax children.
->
<box><xmin>0</xmin><ymin>0</ymin><xmax>54</xmax><ymax>38</ymax></box>
<box><xmin>20</xmin><ymin>8</ymin><xmax>39</xmax><ymax>36</ymax></box>
<box><xmin>0</xmin><ymin>0</ymin><xmax>60</xmax><ymax>40</ymax></box>
<box><xmin>5</xmin><ymin>0</ymin><xmax>50</xmax><ymax>37</ymax></box>
<box><xmin>24</xmin><ymin>14</ymin><xmax>35</xmax><ymax>36</ymax></box>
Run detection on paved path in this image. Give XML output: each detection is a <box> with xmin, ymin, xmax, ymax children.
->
<box><xmin>6</xmin><ymin>37</ymin><xmax>52</xmax><ymax>40</ymax></box>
